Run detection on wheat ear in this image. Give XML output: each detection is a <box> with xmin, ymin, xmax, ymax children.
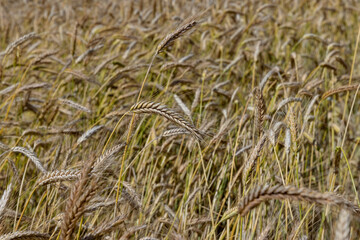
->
<box><xmin>242</xmin><ymin>134</ymin><xmax>267</xmax><ymax>183</ymax></box>
<box><xmin>81</xmin><ymin>215</ymin><xmax>126</xmax><ymax>240</ymax></box>
<box><xmin>334</xmin><ymin>209</ymin><xmax>351</xmax><ymax>240</ymax></box>
<box><xmin>0</xmin><ymin>183</ymin><xmax>12</xmax><ymax>218</ymax></box>
<box><xmin>0</xmin><ymin>231</ymin><xmax>49</xmax><ymax>240</ymax></box>
<box><xmin>11</xmin><ymin>147</ymin><xmax>46</xmax><ymax>173</ymax></box>
<box><xmin>76</xmin><ymin>125</ymin><xmax>104</xmax><ymax>146</ymax></box>
<box><xmin>36</xmin><ymin>170</ymin><xmax>81</xmax><ymax>186</ymax></box>
<box><xmin>162</xmin><ymin>128</ymin><xmax>190</xmax><ymax>137</ymax></box>
<box><xmin>156</xmin><ymin>20</ymin><xmax>197</xmax><ymax>54</ymax></box>
<box><xmin>254</xmin><ymin>87</ymin><xmax>265</xmax><ymax>138</ymax></box>
<box><xmin>92</xmin><ymin>143</ymin><xmax>125</xmax><ymax>174</ymax></box>
<box><xmin>3</xmin><ymin>32</ymin><xmax>39</xmax><ymax>55</ymax></box>
<box><xmin>221</xmin><ymin>185</ymin><xmax>360</xmax><ymax>223</ymax></box>
<box><xmin>130</xmin><ymin>101</ymin><xmax>204</xmax><ymax>140</ymax></box>
<box><xmin>61</xmin><ymin>163</ymin><xmax>96</xmax><ymax>240</ymax></box>
<box><xmin>237</xmin><ymin>184</ymin><xmax>360</xmax><ymax>216</ymax></box>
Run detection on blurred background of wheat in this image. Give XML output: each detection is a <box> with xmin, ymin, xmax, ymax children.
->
<box><xmin>1</xmin><ymin>0</ymin><xmax>360</xmax><ymax>239</ymax></box>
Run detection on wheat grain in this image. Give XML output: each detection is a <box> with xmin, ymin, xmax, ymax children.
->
<box><xmin>119</xmin><ymin>224</ymin><xmax>147</xmax><ymax>240</ymax></box>
<box><xmin>32</xmin><ymin>50</ymin><xmax>59</xmax><ymax>65</ymax></box>
<box><xmin>191</xmin><ymin>88</ymin><xmax>201</xmax><ymax>111</ymax></box>
<box><xmin>287</xmin><ymin>107</ymin><xmax>297</xmax><ymax>143</ymax></box>
<box><xmin>84</xmin><ymin>200</ymin><xmax>123</xmax><ymax>213</ymax></box>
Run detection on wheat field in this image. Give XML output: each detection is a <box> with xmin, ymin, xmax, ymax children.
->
<box><xmin>1</xmin><ymin>0</ymin><xmax>360</xmax><ymax>239</ymax></box>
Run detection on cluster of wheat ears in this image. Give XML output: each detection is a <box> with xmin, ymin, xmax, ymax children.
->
<box><xmin>1</xmin><ymin>0</ymin><xmax>360</xmax><ymax>239</ymax></box>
